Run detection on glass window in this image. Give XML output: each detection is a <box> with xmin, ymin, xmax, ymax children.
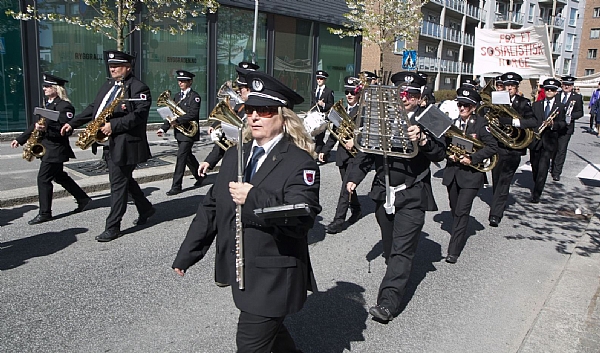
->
<box><xmin>588</xmin><ymin>49</ymin><xmax>597</xmax><ymax>59</ymax></box>
<box><xmin>318</xmin><ymin>23</ymin><xmax>356</xmax><ymax>104</ymax></box>
<box><xmin>141</xmin><ymin>15</ymin><xmax>208</xmax><ymax>122</ymax></box>
<box><xmin>216</xmin><ymin>6</ymin><xmax>267</xmax><ymax>95</ymax></box>
<box><xmin>273</xmin><ymin>15</ymin><xmax>314</xmax><ymax>112</ymax></box>
<box><xmin>595</xmin><ymin>8</ymin><xmax>600</xmax><ymax>17</ymax></box>
<box><xmin>592</xmin><ymin>29</ymin><xmax>600</xmax><ymax>39</ymax></box>
<box><xmin>0</xmin><ymin>10</ymin><xmax>26</xmax><ymax>132</ymax></box>
<box><xmin>585</xmin><ymin>69</ymin><xmax>595</xmax><ymax>75</ymax></box>
<box><xmin>569</xmin><ymin>8</ymin><xmax>577</xmax><ymax>26</ymax></box>
<box><xmin>562</xmin><ymin>59</ymin><xmax>571</xmax><ymax>75</ymax></box>
<box><xmin>528</xmin><ymin>4</ymin><xmax>535</xmax><ymax>22</ymax></box>
<box><xmin>565</xmin><ymin>34</ymin><xmax>575</xmax><ymax>51</ymax></box>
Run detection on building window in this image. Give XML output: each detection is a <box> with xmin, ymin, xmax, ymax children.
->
<box><xmin>394</xmin><ymin>39</ymin><xmax>406</xmax><ymax>54</ymax></box>
<box><xmin>569</xmin><ymin>8</ymin><xmax>577</xmax><ymax>27</ymax></box>
<box><xmin>588</xmin><ymin>49</ymin><xmax>598</xmax><ymax>59</ymax></box>
<box><xmin>528</xmin><ymin>4</ymin><xmax>535</xmax><ymax>22</ymax></box>
<box><xmin>592</xmin><ymin>29</ymin><xmax>600</xmax><ymax>39</ymax></box>
<box><xmin>562</xmin><ymin>58</ymin><xmax>571</xmax><ymax>75</ymax></box>
<box><xmin>565</xmin><ymin>34</ymin><xmax>575</xmax><ymax>51</ymax></box>
<box><xmin>595</xmin><ymin>8</ymin><xmax>600</xmax><ymax>17</ymax></box>
<box><xmin>427</xmin><ymin>14</ymin><xmax>438</xmax><ymax>23</ymax></box>
<box><xmin>425</xmin><ymin>45</ymin><xmax>437</xmax><ymax>53</ymax></box>
<box><xmin>318</xmin><ymin>23</ymin><xmax>357</xmax><ymax>103</ymax></box>
<box><xmin>585</xmin><ymin>69</ymin><xmax>595</xmax><ymax>75</ymax></box>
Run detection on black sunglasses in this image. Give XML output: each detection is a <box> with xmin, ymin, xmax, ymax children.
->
<box><xmin>457</xmin><ymin>102</ymin><xmax>474</xmax><ymax>108</ymax></box>
<box><xmin>345</xmin><ymin>90</ymin><xmax>356</xmax><ymax>96</ymax></box>
<box><xmin>244</xmin><ymin>105</ymin><xmax>279</xmax><ymax>116</ymax></box>
<box><xmin>544</xmin><ymin>88</ymin><xmax>557</xmax><ymax>92</ymax></box>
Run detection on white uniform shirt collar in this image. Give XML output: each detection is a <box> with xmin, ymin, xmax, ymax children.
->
<box><xmin>249</xmin><ymin>133</ymin><xmax>284</xmax><ymax>171</ymax></box>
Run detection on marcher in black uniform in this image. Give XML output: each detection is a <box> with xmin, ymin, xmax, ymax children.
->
<box><xmin>488</xmin><ymin>72</ymin><xmax>536</xmax><ymax>227</ymax></box>
<box><xmin>11</xmin><ymin>73</ymin><xmax>91</xmax><ymax>225</ymax></box>
<box><xmin>418</xmin><ymin>71</ymin><xmax>435</xmax><ymax>107</ymax></box>
<box><xmin>200</xmin><ymin>61</ymin><xmax>258</xmax><ymax>175</ymax></box>
<box><xmin>529</xmin><ymin>78</ymin><xmax>567</xmax><ymax>203</ymax></box>
<box><xmin>550</xmin><ymin>75</ymin><xmax>584</xmax><ymax>182</ymax></box>
<box><xmin>443</xmin><ymin>88</ymin><xmax>497</xmax><ymax>264</ymax></box>
<box><xmin>61</xmin><ymin>50</ymin><xmax>155</xmax><ymax>242</ymax></box>
<box><xmin>347</xmin><ymin>72</ymin><xmax>446</xmax><ymax>322</ymax></box>
<box><xmin>321</xmin><ymin>76</ymin><xmax>363</xmax><ymax>234</ymax></box>
<box><xmin>495</xmin><ymin>75</ymin><xmax>505</xmax><ymax>91</ymax></box>
<box><xmin>360</xmin><ymin>71</ymin><xmax>379</xmax><ymax>85</ymax></box>
<box><xmin>173</xmin><ymin>71</ymin><xmax>320</xmax><ymax>353</ymax></box>
<box><xmin>157</xmin><ymin>70</ymin><xmax>202</xmax><ymax>195</ymax></box>
<box><xmin>313</xmin><ymin>70</ymin><xmax>334</xmax><ymax>160</ymax></box>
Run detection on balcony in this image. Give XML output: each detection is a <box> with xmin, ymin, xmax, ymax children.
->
<box><xmin>417</xmin><ymin>57</ymin><xmax>473</xmax><ymax>75</ymax></box>
<box><xmin>465</xmin><ymin>4</ymin><xmax>486</xmax><ymax>21</ymax></box>
<box><xmin>444</xmin><ymin>27</ymin><xmax>463</xmax><ymax>44</ymax></box>
<box><xmin>421</xmin><ymin>21</ymin><xmax>442</xmax><ymax>40</ymax></box>
<box><xmin>552</xmin><ymin>42</ymin><xmax>562</xmax><ymax>55</ymax></box>
<box><xmin>445</xmin><ymin>0</ymin><xmax>465</xmax><ymax>13</ymax></box>
<box><xmin>462</xmin><ymin>62</ymin><xmax>473</xmax><ymax>75</ymax></box>
<box><xmin>538</xmin><ymin>0</ymin><xmax>567</xmax><ymax>5</ymax></box>
<box><xmin>494</xmin><ymin>12</ymin><xmax>525</xmax><ymax>28</ymax></box>
<box><xmin>464</xmin><ymin>32</ymin><xmax>474</xmax><ymax>47</ymax></box>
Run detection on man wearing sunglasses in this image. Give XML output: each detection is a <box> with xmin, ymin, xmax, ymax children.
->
<box><xmin>550</xmin><ymin>75</ymin><xmax>583</xmax><ymax>182</ymax></box>
<box><xmin>529</xmin><ymin>78</ymin><xmax>567</xmax><ymax>203</ymax></box>
<box><xmin>443</xmin><ymin>88</ymin><xmax>498</xmax><ymax>264</ymax></box>
<box><xmin>346</xmin><ymin>71</ymin><xmax>446</xmax><ymax>323</ymax></box>
<box><xmin>321</xmin><ymin>76</ymin><xmax>364</xmax><ymax>234</ymax></box>
<box><xmin>312</xmin><ymin>70</ymin><xmax>334</xmax><ymax>161</ymax></box>
<box><xmin>487</xmin><ymin>72</ymin><xmax>536</xmax><ymax>227</ymax></box>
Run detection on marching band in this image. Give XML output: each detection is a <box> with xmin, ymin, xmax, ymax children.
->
<box><xmin>12</xmin><ymin>49</ymin><xmax>587</xmax><ymax>348</ymax></box>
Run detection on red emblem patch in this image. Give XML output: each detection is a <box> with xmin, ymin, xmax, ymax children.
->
<box><xmin>66</xmin><ymin>112</ymin><xmax>73</xmax><ymax>119</ymax></box>
<box><xmin>303</xmin><ymin>170</ymin><xmax>315</xmax><ymax>185</ymax></box>
<box><xmin>195</xmin><ymin>97</ymin><xmax>200</xmax><ymax>103</ymax></box>
<box><xmin>140</xmin><ymin>93</ymin><xmax>147</xmax><ymax>100</ymax></box>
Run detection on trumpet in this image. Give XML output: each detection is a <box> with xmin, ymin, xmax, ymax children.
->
<box><xmin>535</xmin><ymin>107</ymin><xmax>560</xmax><ymax>139</ymax></box>
<box><xmin>157</xmin><ymin>90</ymin><xmax>198</xmax><ymax>138</ymax></box>
<box><xmin>445</xmin><ymin>125</ymin><xmax>498</xmax><ymax>173</ymax></box>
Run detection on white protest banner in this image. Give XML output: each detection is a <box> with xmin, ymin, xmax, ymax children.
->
<box><xmin>473</xmin><ymin>26</ymin><xmax>554</xmax><ymax>78</ymax></box>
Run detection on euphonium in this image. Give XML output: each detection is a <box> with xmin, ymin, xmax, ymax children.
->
<box><xmin>217</xmin><ymin>81</ymin><xmax>244</xmax><ymax>107</ymax></box>
<box><xmin>477</xmin><ymin>80</ymin><xmax>534</xmax><ymax>150</ymax></box>
<box><xmin>22</xmin><ymin>117</ymin><xmax>47</xmax><ymax>161</ymax></box>
<box><xmin>445</xmin><ymin>124</ymin><xmax>498</xmax><ymax>173</ymax></box>
<box><xmin>76</xmin><ymin>86</ymin><xmax>127</xmax><ymax>150</ymax></box>
<box><xmin>208</xmin><ymin>98</ymin><xmax>244</xmax><ymax>150</ymax></box>
<box><xmin>535</xmin><ymin>107</ymin><xmax>560</xmax><ymax>139</ymax></box>
<box><xmin>157</xmin><ymin>90</ymin><xmax>198</xmax><ymax>138</ymax></box>
<box><xmin>327</xmin><ymin>100</ymin><xmax>358</xmax><ymax>157</ymax></box>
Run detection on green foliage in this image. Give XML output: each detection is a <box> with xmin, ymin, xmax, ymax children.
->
<box><xmin>434</xmin><ymin>89</ymin><xmax>457</xmax><ymax>101</ymax></box>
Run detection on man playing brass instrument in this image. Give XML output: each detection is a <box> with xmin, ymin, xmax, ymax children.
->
<box><xmin>321</xmin><ymin>76</ymin><xmax>364</xmax><ymax>234</ymax></box>
<box><xmin>488</xmin><ymin>72</ymin><xmax>536</xmax><ymax>227</ymax></box>
<box><xmin>61</xmin><ymin>50</ymin><xmax>154</xmax><ymax>242</ymax></box>
<box><xmin>529</xmin><ymin>78</ymin><xmax>566</xmax><ymax>203</ymax></box>
<box><xmin>173</xmin><ymin>71</ymin><xmax>320</xmax><ymax>352</ymax></box>
<box><xmin>157</xmin><ymin>70</ymin><xmax>202</xmax><ymax>196</ymax></box>
<box><xmin>12</xmin><ymin>73</ymin><xmax>91</xmax><ymax>225</ymax></box>
<box><xmin>346</xmin><ymin>71</ymin><xmax>446</xmax><ymax>323</ymax></box>
<box><xmin>443</xmin><ymin>88</ymin><xmax>497</xmax><ymax>264</ymax></box>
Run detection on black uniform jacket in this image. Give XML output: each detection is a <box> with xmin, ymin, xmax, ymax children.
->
<box><xmin>557</xmin><ymin>91</ymin><xmax>584</xmax><ymax>135</ymax></box>
<box><xmin>16</xmin><ymin>98</ymin><xmax>76</xmax><ymax>163</ymax></box>
<box><xmin>347</xmin><ymin>110</ymin><xmax>446</xmax><ymax>211</ymax></box>
<box><xmin>321</xmin><ymin>104</ymin><xmax>360</xmax><ymax>166</ymax></box>
<box><xmin>173</xmin><ymin>137</ymin><xmax>321</xmax><ymax>318</ymax></box>
<box><xmin>69</xmin><ymin>73</ymin><xmax>152</xmax><ymax>166</ymax></box>
<box><xmin>530</xmin><ymin>99</ymin><xmax>566</xmax><ymax>153</ymax></box>
<box><xmin>312</xmin><ymin>86</ymin><xmax>334</xmax><ymax>113</ymax></box>
<box><xmin>160</xmin><ymin>89</ymin><xmax>201</xmax><ymax>142</ymax></box>
<box><xmin>443</xmin><ymin>113</ymin><xmax>498</xmax><ymax>189</ymax></box>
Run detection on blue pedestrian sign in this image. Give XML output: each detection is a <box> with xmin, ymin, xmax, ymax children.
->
<box><xmin>402</xmin><ymin>50</ymin><xmax>417</xmax><ymax>70</ymax></box>
<box><xmin>0</xmin><ymin>37</ymin><xmax>5</xmax><ymax>55</ymax></box>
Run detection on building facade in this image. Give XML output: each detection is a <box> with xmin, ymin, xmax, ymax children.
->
<box><xmin>576</xmin><ymin>0</ymin><xmax>600</xmax><ymax>77</ymax></box>
<box><xmin>0</xmin><ymin>0</ymin><xmax>359</xmax><ymax>133</ymax></box>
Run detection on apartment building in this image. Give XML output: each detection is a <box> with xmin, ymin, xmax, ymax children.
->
<box><xmin>576</xmin><ymin>0</ymin><xmax>600</xmax><ymax>77</ymax></box>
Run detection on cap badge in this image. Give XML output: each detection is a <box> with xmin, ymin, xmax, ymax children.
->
<box><xmin>463</xmin><ymin>90</ymin><xmax>469</xmax><ymax>96</ymax></box>
<box><xmin>507</xmin><ymin>74</ymin><xmax>513</xmax><ymax>78</ymax></box>
<box><xmin>242</xmin><ymin>63</ymin><xmax>249</xmax><ymax>69</ymax></box>
<box><xmin>109</xmin><ymin>53</ymin><xmax>115</xmax><ymax>58</ymax></box>
<box><xmin>178</xmin><ymin>72</ymin><xmax>183</xmax><ymax>76</ymax></box>
<box><xmin>252</xmin><ymin>79</ymin><xmax>264</xmax><ymax>92</ymax></box>
<box><xmin>405</xmin><ymin>76</ymin><xmax>413</xmax><ymax>83</ymax></box>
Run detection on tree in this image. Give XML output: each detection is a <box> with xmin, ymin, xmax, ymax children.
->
<box><xmin>6</xmin><ymin>0</ymin><xmax>220</xmax><ymax>51</ymax></box>
<box><xmin>330</xmin><ymin>0</ymin><xmax>426</xmax><ymax>79</ymax></box>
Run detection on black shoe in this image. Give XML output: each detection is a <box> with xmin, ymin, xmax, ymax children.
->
<box><xmin>552</xmin><ymin>175</ymin><xmax>560</xmax><ymax>181</ymax></box>
<box><xmin>347</xmin><ymin>210</ymin><xmax>362</xmax><ymax>225</ymax></box>
<box><xmin>134</xmin><ymin>207</ymin><xmax>156</xmax><ymax>226</ymax></box>
<box><xmin>445</xmin><ymin>255</ymin><xmax>459</xmax><ymax>264</ymax></box>
<box><xmin>529</xmin><ymin>197</ymin><xmax>540</xmax><ymax>204</ymax></box>
<box><xmin>95</xmin><ymin>229</ymin><xmax>121</xmax><ymax>242</ymax></box>
<box><xmin>166</xmin><ymin>188</ymin><xmax>181</xmax><ymax>196</ymax></box>
<box><xmin>326</xmin><ymin>220</ymin><xmax>344</xmax><ymax>234</ymax></box>
<box><xmin>28</xmin><ymin>214</ymin><xmax>52</xmax><ymax>225</ymax></box>
<box><xmin>194</xmin><ymin>179</ymin><xmax>203</xmax><ymax>187</ymax></box>
<box><xmin>369</xmin><ymin>304</ymin><xmax>394</xmax><ymax>322</ymax></box>
<box><xmin>489</xmin><ymin>216</ymin><xmax>500</xmax><ymax>227</ymax></box>
<box><xmin>74</xmin><ymin>197</ymin><xmax>92</xmax><ymax>213</ymax></box>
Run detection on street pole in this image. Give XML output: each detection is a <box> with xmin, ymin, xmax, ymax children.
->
<box><xmin>252</xmin><ymin>0</ymin><xmax>258</xmax><ymax>64</ymax></box>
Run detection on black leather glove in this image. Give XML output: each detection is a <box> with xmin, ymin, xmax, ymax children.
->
<box><xmin>498</xmin><ymin>116</ymin><xmax>513</xmax><ymax>126</ymax></box>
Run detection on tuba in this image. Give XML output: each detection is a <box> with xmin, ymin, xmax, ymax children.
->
<box><xmin>22</xmin><ymin>117</ymin><xmax>46</xmax><ymax>161</ymax></box>
<box><xmin>445</xmin><ymin>124</ymin><xmax>497</xmax><ymax>173</ymax></box>
<box><xmin>217</xmin><ymin>81</ymin><xmax>244</xmax><ymax>108</ymax></box>
<box><xmin>157</xmin><ymin>90</ymin><xmax>198</xmax><ymax>138</ymax></box>
<box><xmin>477</xmin><ymin>80</ymin><xmax>534</xmax><ymax>150</ymax></box>
<box><xmin>208</xmin><ymin>98</ymin><xmax>243</xmax><ymax>150</ymax></box>
<box><xmin>327</xmin><ymin>100</ymin><xmax>358</xmax><ymax>157</ymax></box>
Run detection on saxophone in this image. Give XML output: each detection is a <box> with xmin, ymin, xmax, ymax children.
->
<box><xmin>76</xmin><ymin>86</ymin><xmax>127</xmax><ymax>150</ymax></box>
<box><xmin>156</xmin><ymin>90</ymin><xmax>198</xmax><ymax>138</ymax></box>
<box><xmin>445</xmin><ymin>124</ymin><xmax>498</xmax><ymax>173</ymax></box>
<box><xmin>22</xmin><ymin>117</ymin><xmax>47</xmax><ymax>161</ymax></box>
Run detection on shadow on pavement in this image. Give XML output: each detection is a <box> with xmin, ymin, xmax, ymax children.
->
<box><xmin>0</xmin><ymin>227</ymin><xmax>87</xmax><ymax>270</ymax></box>
<box><xmin>0</xmin><ymin>205</ymin><xmax>37</xmax><ymax>226</ymax></box>
<box><xmin>287</xmin><ymin>281</ymin><xmax>367</xmax><ymax>353</ymax></box>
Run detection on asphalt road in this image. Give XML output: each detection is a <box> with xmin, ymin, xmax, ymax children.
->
<box><xmin>1</xmin><ymin>120</ymin><xmax>600</xmax><ymax>352</ymax></box>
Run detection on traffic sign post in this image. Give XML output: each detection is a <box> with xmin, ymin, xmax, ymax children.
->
<box><xmin>402</xmin><ymin>50</ymin><xmax>417</xmax><ymax>71</ymax></box>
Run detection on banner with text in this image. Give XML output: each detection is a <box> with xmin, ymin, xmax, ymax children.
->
<box><xmin>473</xmin><ymin>26</ymin><xmax>553</xmax><ymax>78</ymax></box>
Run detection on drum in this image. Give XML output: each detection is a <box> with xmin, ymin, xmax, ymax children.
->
<box><xmin>302</xmin><ymin>110</ymin><xmax>328</xmax><ymax>137</ymax></box>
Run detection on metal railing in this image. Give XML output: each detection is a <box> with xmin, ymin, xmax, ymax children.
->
<box><xmin>417</xmin><ymin>57</ymin><xmax>473</xmax><ymax>75</ymax></box>
<box><xmin>494</xmin><ymin>12</ymin><xmax>525</xmax><ymax>25</ymax></box>
<box><xmin>421</xmin><ymin>21</ymin><xmax>442</xmax><ymax>39</ymax></box>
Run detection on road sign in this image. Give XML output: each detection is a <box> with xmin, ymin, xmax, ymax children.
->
<box><xmin>402</xmin><ymin>50</ymin><xmax>417</xmax><ymax>70</ymax></box>
<box><xmin>0</xmin><ymin>37</ymin><xmax>5</xmax><ymax>55</ymax></box>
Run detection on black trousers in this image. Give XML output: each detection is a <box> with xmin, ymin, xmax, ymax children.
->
<box><xmin>490</xmin><ymin>150</ymin><xmax>521</xmax><ymax>220</ymax></box>
<box><xmin>105</xmin><ymin>155</ymin><xmax>153</xmax><ymax>231</ymax></box>
<box><xmin>236</xmin><ymin>311</ymin><xmax>302</xmax><ymax>353</ymax></box>
<box><xmin>550</xmin><ymin>132</ymin><xmax>572</xmax><ymax>178</ymax></box>
<box><xmin>314</xmin><ymin>131</ymin><xmax>326</xmax><ymax>154</ymax></box>
<box><xmin>171</xmin><ymin>140</ymin><xmax>200</xmax><ymax>189</ymax></box>
<box><xmin>530</xmin><ymin>147</ymin><xmax>553</xmax><ymax>200</ymax></box>
<box><xmin>446</xmin><ymin>179</ymin><xmax>479</xmax><ymax>257</ymax></box>
<box><xmin>374</xmin><ymin>202</ymin><xmax>425</xmax><ymax>315</ymax></box>
<box><xmin>37</xmin><ymin>161</ymin><xmax>88</xmax><ymax>216</ymax></box>
<box><xmin>332</xmin><ymin>163</ymin><xmax>361</xmax><ymax>222</ymax></box>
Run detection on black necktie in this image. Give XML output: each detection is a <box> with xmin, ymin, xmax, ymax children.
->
<box><xmin>545</xmin><ymin>100</ymin><xmax>551</xmax><ymax>118</ymax></box>
<box><xmin>45</xmin><ymin>101</ymin><xmax>52</xmax><ymax>109</ymax></box>
<box><xmin>316</xmin><ymin>88</ymin><xmax>322</xmax><ymax>100</ymax></box>
<box><xmin>180</xmin><ymin>91</ymin><xmax>185</xmax><ymax>101</ymax></box>
<box><xmin>244</xmin><ymin>146</ymin><xmax>265</xmax><ymax>182</ymax></box>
